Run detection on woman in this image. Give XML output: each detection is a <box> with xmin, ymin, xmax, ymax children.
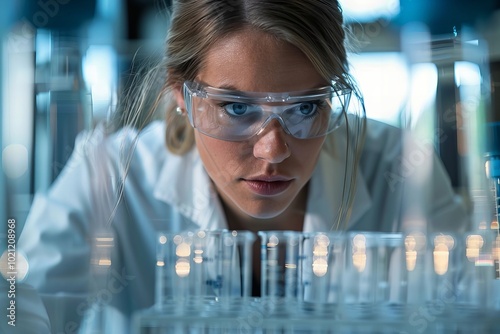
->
<box><xmin>15</xmin><ymin>0</ymin><xmax>467</xmax><ymax>332</ymax></box>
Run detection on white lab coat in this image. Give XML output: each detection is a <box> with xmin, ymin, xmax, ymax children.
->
<box><xmin>14</xmin><ymin>118</ymin><xmax>467</xmax><ymax>333</ymax></box>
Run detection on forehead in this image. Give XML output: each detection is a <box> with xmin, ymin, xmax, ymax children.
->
<box><xmin>196</xmin><ymin>28</ymin><xmax>328</xmax><ymax>93</ymax></box>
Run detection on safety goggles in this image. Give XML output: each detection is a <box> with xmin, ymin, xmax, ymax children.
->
<box><xmin>183</xmin><ymin>81</ymin><xmax>352</xmax><ymax>141</ymax></box>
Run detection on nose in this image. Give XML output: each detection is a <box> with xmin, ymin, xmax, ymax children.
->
<box><xmin>253</xmin><ymin>119</ymin><xmax>291</xmax><ymax>163</ymax></box>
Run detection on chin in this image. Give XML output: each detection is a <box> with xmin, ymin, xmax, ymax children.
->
<box><xmin>240</xmin><ymin>202</ymin><xmax>290</xmax><ymax>220</ymax></box>
<box><xmin>221</xmin><ymin>189</ymin><xmax>300</xmax><ymax>222</ymax></box>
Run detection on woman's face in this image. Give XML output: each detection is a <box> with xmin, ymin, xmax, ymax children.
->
<box><xmin>179</xmin><ymin>29</ymin><xmax>329</xmax><ymax>220</ymax></box>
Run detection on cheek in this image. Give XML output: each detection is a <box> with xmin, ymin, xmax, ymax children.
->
<box><xmin>291</xmin><ymin>137</ymin><xmax>325</xmax><ymax>168</ymax></box>
<box><xmin>195</xmin><ymin>133</ymin><xmax>251</xmax><ymax>179</ymax></box>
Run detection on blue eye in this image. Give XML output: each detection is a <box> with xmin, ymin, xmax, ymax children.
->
<box><xmin>224</xmin><ymin>103</ymin><xmax>247</xmax><ymax>115</ymax></box>
<box><xmin>223</xmin><ymin>103</ymin><xmax>261</xmax><ymax>116</ymax></box>
<box><xmin>297</xmin><ymin>102</ymin><xmax>317</xmax><ymax>115</ymax></box>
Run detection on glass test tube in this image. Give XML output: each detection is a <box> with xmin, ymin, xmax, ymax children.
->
<box><xmin>341</xmin><ymin>232</ymin><xmax>407</xmax><ymax>320</ymax></box>
<box><xmin>259</xmin><ymin>231</ymin><xmax>304</xmax><ymax>306</ymax></box>
<box><xmin>155</xmin><ymin>231</ymin><xmax>193</xmax><ymax>310</ymax></box>
<box><xmin>155</xmin><ymin>230</ymin><xmax>256</xmax><ymax>312</ymax></box>
<box><xmin>218</xmin><ymin>230</ymin><xmax>256</xmax><ymax>299</ymax></box>
<box><xmin>402</xmin><ymin>231</ymin><xmax>494</xmax><ymax>324</ymax></box>
<box><xmin>373</xmin><ymin>232</ymin><xmax>407</xmax><ymax>319</ymax></box>
<box><xmin>301</xmin><ymin>232</ymin><xmax>346</xmax><ymax>305</ymax></box>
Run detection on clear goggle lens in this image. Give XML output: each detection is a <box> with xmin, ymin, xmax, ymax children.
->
<box><xmin>183</xmin><ymin>81</ymin><xmax>353</xmax><ymax>141</ymax></box>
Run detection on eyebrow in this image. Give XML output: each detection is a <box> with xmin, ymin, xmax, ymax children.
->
<box><xmin>216</xmin><ymin>84</ymin><xmax>239</xmax><ymax>91</ymax></box>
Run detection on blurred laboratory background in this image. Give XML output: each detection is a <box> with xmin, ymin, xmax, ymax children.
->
<box><xmin>1</xmin><ymin>0</ymin><xmax>500</xmax><ymax>239</ymax></box>
<box><xmin>3</xmin><ymin>2</ymin><xmax>500</xmax><ymax>332</ymax></box>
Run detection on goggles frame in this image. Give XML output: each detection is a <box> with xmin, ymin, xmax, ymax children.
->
<box><xmin>183</xmin><ymin>81</ymin><xmax>353</xmax><ymax>141</ymax></box>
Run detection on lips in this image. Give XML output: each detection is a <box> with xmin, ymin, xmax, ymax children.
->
<box><xmin>243</xmin><ymin>175</ymin><xmax>293</xmax><ymax>196</ymax></box>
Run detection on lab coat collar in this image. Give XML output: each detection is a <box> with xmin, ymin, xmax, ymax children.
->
<box><xmin>154</xmin><ymin>135</ymin><xmax>371</xmax><ymax>232</ymax></box>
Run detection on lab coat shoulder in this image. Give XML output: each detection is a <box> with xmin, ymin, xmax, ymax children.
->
<box><xmin>326</xmin><ymin>118</ymin><xmax>468</xmax><ymax>232</ymax></box>
<box><xmin>18</xmin><ymin>122</ymin><xmax>167</xmax><ymax>289</ymax></box>
<box><xmin>16</xmin><ymin>121</ymin><xmax>174</xmax><ymax>331</ymax></box>
<box><xmin>320</xmin><ymin>119</ymin><xmax>468</xmax><ymax>232</ymax></box>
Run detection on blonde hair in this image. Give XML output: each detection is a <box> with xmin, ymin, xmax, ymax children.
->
<box><xmin>161</xmin><ymin>0</ymin><xmax>357</xmax><ymax>155</ymax></box>
<box><xmin>115</xmin><ymin>0</ymin><xmax>359</xmax><ymax>154</ymax></box>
